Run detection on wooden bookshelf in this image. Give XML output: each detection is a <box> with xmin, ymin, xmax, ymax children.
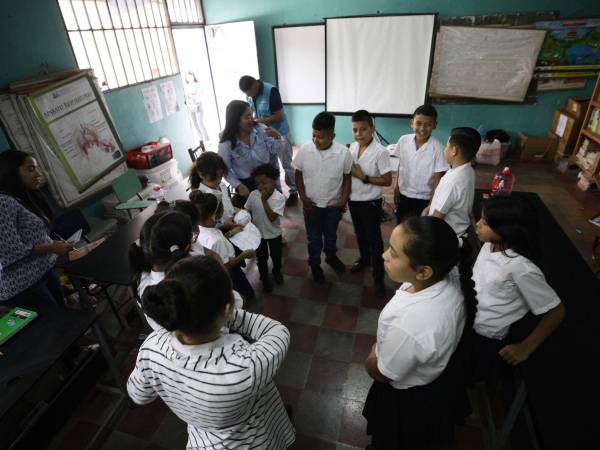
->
<box><xmin>571</xmin><ymin>74</ymin><xmax>600</xmax><ymax>186</ymax></box>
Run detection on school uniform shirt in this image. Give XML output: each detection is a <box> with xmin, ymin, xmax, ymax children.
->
<box><xmin>473</xmin><ymin>243</ymin><xmax>562</xmax><ymax>340</ymax></box>
<box><xmin>292</xmin><ymin>142</ymin><xmax>352</xmax><ymax>208</ymax></box>
<box><xmin>394</xmin><ymin>134</ymin><xmax>449</xmax><ymax>200</ymax></box>
<box><xmin>127</xmin><ymin>308</ymin><xmax>295</xmax><ymax>449</ymax></box>
<box><xmin>197</xmin><ymin>226</ymin><xmax>235</xmax><ymax>264</ymax></box>
<box><xmin>189</xmin><ymin>240</ymin><xmax>206</xmax><ymax>257</ymax></box>
<box><xmin>197</xmin><ymin>182</ymin><xmax>235</xmax><ymax>222</ymax></box>
<box><xmin>376</xmin><ymin>270</ymin><xmax>465</xmax><ymax>389</ymax></box>
<box><xmin>138</xmin><ymin>270</ymin><xmax>165</xmax><ymax>332</ymax></box>
<box><xmin>428</xmin><ymin>163</ymin><xmax>475</xmax><ymax>237</ymax></box>
<box><xmin>349</xmin><ymin>139</ymin><xmax>392</xmax><ymax>202</ymax></box>
<box><xmin>244</xmin><ymin>189</ymin><xmax>285</xmax><ymax>239</ymax></box>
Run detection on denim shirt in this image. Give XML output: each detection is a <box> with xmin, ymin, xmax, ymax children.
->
<box><xmin>218</xmin><ymin>126</ymin><xmax>285</xmax><ymax>187</ymax></box>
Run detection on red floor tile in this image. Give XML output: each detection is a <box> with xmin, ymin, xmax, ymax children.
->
<box><xmin>261</xmin><ymin>294</ymin><xmax>296</xmax><ymax>321</ymax></box>
<box><xmin>287</xmin><ymin>322</ymin><xmax>320</xmax><ymax>353</ymax></box>
<box><xmin>300</xmin><ymin>279</ymin><xmax>332</xmax><ymax>302</ymax></box>
<box><xmin>294</xmin><ymin>232</ymin><xmax>308</xmax><ymax>244</ymax></box>
<box><xmin>343</xmin><ymin>234</ymin><xmax>359</xmax><ymax>249</ymax></box>
<box><xmin>338</xmin><ymin>399</ymin><xmax>370</xmax><ymax>448</ymax></box>
<box><xmin>306</xmin><ymin>357</ymin><xmax>350</xmax><ymax>396</ymax></box>
<box><xmin>352</xmin><ymin>333</ymin><xmax>376</xmax><ymax>363</ymax></box>
<box><xmin>336</xmin><ymin>270</ymin><xmax>366</xmax><ymax>285</ymax></box>
<box><xmin>282</xmin><ymin>257</ymin><xmax>309</xmax><ymax>276</ymax></box>
<box><xmin>322</xmin><ymin>304</ymin><xmax>359</xmax><ymax>331</ymax></box>
<box><xmin>117</xmin><ymin>398</ymin><xmax>169</xmax><ymax>440</ymax></box>
<box><xmin>361</xmin><ymin>286</ymin><xmax>388</xmax><ymax>310</ymax></box>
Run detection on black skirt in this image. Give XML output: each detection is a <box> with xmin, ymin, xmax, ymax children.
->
<box><xmin>362</xmin><ymin>346</ymin><xmax>469</xmax><ymax>450</ymax></box>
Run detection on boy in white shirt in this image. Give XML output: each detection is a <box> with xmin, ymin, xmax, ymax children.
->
<box><xmin>348</xmin><ymin>110</ymin><xmax>392</xmax><ymax>297</ymax></box>
<box><xmin>394</xmin><ymin>105</ymin><xmax>448</xmax><ymax>223</ymax></box>
<box><xmin>245</xmin><ymin>164</ymin><xmax>286</xmax><ymax>292</ymax></box>
<box><xmin>425</xmin><ymin>127</ymin><xmax>481</xmax><ymax>238</ymax></box>
<box><xmin>293</xmin><ymin>112</ymin><xmax>352</xmax><ymax>283</ymax></box>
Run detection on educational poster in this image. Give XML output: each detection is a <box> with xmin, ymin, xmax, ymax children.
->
<box><xmin>536</xmin><ymin>18</ymin><xmax>600</xmax><ymax>66</ymax></box>
<box><xmin>142</xmin><ymin>86</ymin><xmax>163</xmax><ymax>123</ymax></box>
<box><xmin>160</xmin><ymin>81</ymin><xmax>179</xmax><ymax>116</ymax></box>
<box><xmin>29</xmin><ymin>75</ymin><xmax>125</xmax><ymax>192</ymax></box>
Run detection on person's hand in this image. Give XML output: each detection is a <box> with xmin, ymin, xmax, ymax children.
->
<box><xmin>328</xmin><ymin>199</ymin><xmax>347</xmax><ymax>212</ymax></box>
<box><xmin>393</xmin><ymin>188</ymin><xmax>401</xmax><ymax>206</ymax></box>
<box><xmin>264</xmin><ymin>127</ymin><xmax>281</xmax><ymax>139</ymax></box>
<box><xmin>237</xmin><ymin>183</ymin><xmax>250</xmax><ymax>198</ymax></box>
<box><xmin>260</xmin><ymin>187</ymin><xmax>274</xmax><ymax>200</ymax></box>
<box><xmin>242</xmin><ymin>249</ymin><xmax>256</xmax><ymax>259</ymax></box>
<box><xmin>226</xmin><ymin>225</ymin><xmax>244</xmax><ymax>237</ymax></box>
<box><xmin>51</xmin><ymin>240</ymin><xmax>73</xmax><ymax>255</ymax></box>
<box><xmin>301</xmin><ymin>196</ymin><xmax>315</xmax><ymax>212</ymax></box>
<box><xmin>499</xmin><ymin>343</ymin><xmax>532</xmax><ymax>366</ymax></box>
<box><xmin>421</xmin><ymin>206</ymin><xmax>429</xmax><ymax>216</ymax></box>
<box><xmin>351</xmin><ymin>163</ymin><xmax>365</xmax><ymax>180</ymax></box>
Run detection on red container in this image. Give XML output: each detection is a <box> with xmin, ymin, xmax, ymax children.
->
<box><xmin>126</xmin><ymin>141</ymin><xmax>173</xmax><ymax>169</ymax></box>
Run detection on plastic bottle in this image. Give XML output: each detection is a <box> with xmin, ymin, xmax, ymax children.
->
<box><xmin>150</xmin><ymin>184</ymin><xmax>165</xmax><ymax>202</ymax></box>
<box><xmin>490</xmin><ymin>167</ymin><xmax>515</xmax><ymax>197</ymax></box>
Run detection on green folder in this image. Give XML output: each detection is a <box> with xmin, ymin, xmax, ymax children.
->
<box><xmin>115</xmin><ymin>199</ymin><xmax>155</xmax><ymax>210</ymax></box>
<box><xmin>0</xmin><ymin>307</ymin><xmax>38</xmax><ymax>345</ymax></box>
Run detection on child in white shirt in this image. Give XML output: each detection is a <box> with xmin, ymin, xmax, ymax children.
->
<box><xmin>394</xmin><ymin>105</ymin><xmax>448</xmax><ymax>223</ymax></box>
<box><xmin>128</xmin><ymin>256</ymin><xmax>295</xmax><ymax>449</ymax></box>
<box><xmin>471</xmin><ymin>195</ymin><xmax>565</xmax><ymax>380</ymax></box>
<box><xmin>426</xmin><ymin>127</ymin><xmax>481</xmax><ymax>238</ymax></box>
<box><xmin>293</xmin><ymin>111</ymin><xmax>352</xmax><ymax>283</ymax></box>
<box><xmin>245</xmin><ymin>163</ymin><xmax>286</xmax><ymax>292</ymax></box>
<box><xmin>348</xmin><ymin>110</ymin><xmax>392</xmax><ymax>298</ymax></box>
<box><xmin>363</xmin><ymin>216</ymin><xmax>471</xmax><ymax>448</ymax></box>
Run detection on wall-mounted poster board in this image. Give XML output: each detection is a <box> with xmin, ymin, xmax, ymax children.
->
<box><xmin>273</xmin><ymin>24</ymin><xmax>325</xmax><ymax>104</ymax></box>
<box><xmin>429</xmin><ymin>26</ymin><xmax>547</xmax><ymax>102</ymax></box>
<box><xmin>326</xmin><ymin>14</ymin><xmax>436</xmax><ymax>116</ymax></box>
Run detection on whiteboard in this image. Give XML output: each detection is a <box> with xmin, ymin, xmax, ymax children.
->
<box><xmin>429</xmin><ymin>26</ymin><xmax>547</xmax><ymax>102</ymax></box>
<box><xmin>274</xmin><ymin>24</ymin><xmax>325</xmax><ymax>104</ymax></box>
<box><xmin>326</xmin><ymin>15</ymin><xmax>436</xmax><ymax>116</ymax></box>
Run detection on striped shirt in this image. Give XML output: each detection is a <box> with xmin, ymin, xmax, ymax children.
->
<box><xmin>127</xmin><ymin>309</ymin><xmax>295</xmax><ymax>449</ymax></box>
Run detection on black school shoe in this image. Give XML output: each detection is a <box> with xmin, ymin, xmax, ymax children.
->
<box><xmin>350</xmin><ymin>258</ymin><xmax>370</xmax><ymax>274</ymax></box>
<box><xmin>310</xmin><ymin>264</ymin><xmax>325</xmax><ymax>284</ymax></box>
<box><xmin>273</xmin><ymin>270</ymin><xmax>284</xmax><ymax>285</ymax></box>
<box><xmin>325</xmin><ymin>255</ymin><xmax>346</xmax><ymax>274</ymax></box>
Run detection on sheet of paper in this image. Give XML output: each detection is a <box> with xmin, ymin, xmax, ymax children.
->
<box><xmin>141</xmin><ymin>86</ymin><xmax>163</xmax><ymax>123</ymax></box>
<box><xmin>555</xmin><ymin>114</ymin><xmax>568</xmax><ymax>138</ymax></box>
<box><xmin>160</xmin><ymin>81</ymin><xmax>179</xmax><ymax>116</ymax></box>
<box><xmin>66</xmin><ymin>229</ymin><xmax>82</xmax><ymax>244</ymax></box>
<box><xmin>68</xmin><ymin>237</ymin><xmax>106</xmax><ymax>261</ymax></box>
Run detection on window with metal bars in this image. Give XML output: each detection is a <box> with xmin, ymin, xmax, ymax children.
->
<box><xmin>57</xmin><ymin>1</ymin><xmax>203</xmax><ymax>91</ymax></box>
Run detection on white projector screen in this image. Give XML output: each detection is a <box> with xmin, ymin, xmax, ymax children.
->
<box><xmin>326</xmin><ymin>14</ymin><xmax>436</xmax><ymax>116</ymax></box>
<box><xmin>274</xmin><ymin>24</ymin><xmax>325</xmax><ymax>104</ymax></box>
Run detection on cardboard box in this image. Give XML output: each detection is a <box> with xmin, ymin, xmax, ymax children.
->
<box><xmin>566</xmin><ymin>97</ymin><xmax>591</xmax><ymax>120</ymax></box>
<box><xmin>516</xmin><ymin>132</ymin><xmax>558</xmax><ymax>160</ymax></box>
<box><xmin>550</xmin><ymin>109</ymin><xmax>584</xmax><ymax>157</ymax></box>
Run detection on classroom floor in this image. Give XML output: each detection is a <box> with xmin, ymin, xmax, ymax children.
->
<box><xmin>47</xmin><ymin>159</ymin><xmax>600</xmax><ymax>450</ymax></box>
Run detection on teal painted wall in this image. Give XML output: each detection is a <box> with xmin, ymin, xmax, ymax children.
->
<box><xmin>0</xmin><ymin>0</ymin><xmax>195</xmax><ymax>218</ymax></box>
<box><xmin>203</xmin><ymin>0</ymin><xmax>600</xmax><ymax>145</ymax></box>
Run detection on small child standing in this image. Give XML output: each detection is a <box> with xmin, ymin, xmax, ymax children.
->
<box><xmin>128</xmin><ymin>256</ymin><xmax>295</xmax><ymax>449</ymax></box>
<box><xmin>348</xmin><ymin>110</ymin><xmax>392</xmax><ymax>298</ymax></box>
<box><xmin>472</xmin><ymin>196</ymin><xmax>565</xmax><ymax>380</ymax></box>
<box><xmin>245</xmin><ymin>163</ymin><xmax>286</xmax><ymax>292</ymax></box>
<box><xmin>426</xmin><ymin>127</ymin><xmax>481</xmax><ymax>238</ymax></box>
<box><xmin>293</xmin><ymin>112</ymin><xmax>353</xmax><ymax>283</ymax></box>
<box><xmin>394</xmin><ymin>105</ymin><xmax>448</xmax><ymax>223</ymax></box>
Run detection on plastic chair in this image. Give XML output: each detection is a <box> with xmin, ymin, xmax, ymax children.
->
<box><xmin>111</xmin><ymin>169</ymin><xmax>154</xmax><ymax>217</ymax></box>
<box><xmin>188</xmin><ymin>141</ymin><xmax>206</xmax><ymax>162</ymax></box>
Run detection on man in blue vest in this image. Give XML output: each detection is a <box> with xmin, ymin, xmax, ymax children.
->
<box><xmin>239</xmin><ymin>75</ymin><xmax>297</xmax><ymax>206</ymax></box>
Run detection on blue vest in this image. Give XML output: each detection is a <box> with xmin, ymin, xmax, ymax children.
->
<box><xmin>247</xmin><ymin>81</ymin><xmax>289</xmax><ymax>135</ymax></box>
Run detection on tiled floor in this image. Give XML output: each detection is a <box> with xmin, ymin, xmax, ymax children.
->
<box><xmin>48</xmin><ymin>159</ymin><xmax>600</xmax><ymax>450</ymax></box>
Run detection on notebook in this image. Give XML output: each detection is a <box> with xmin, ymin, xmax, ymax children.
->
<box><xmin>0</xmin><ymin>307</ymin><xmax>38</xmax><ymax>345</ymax></box>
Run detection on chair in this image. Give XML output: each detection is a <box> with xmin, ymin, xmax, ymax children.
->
<box><xmin>188</xmin><ymin>141</ymin><xmax>206</xmax><ymax>162</ymax></box>
<box><xmin>111</xmin><ymin>169</ymin><xmax>154</xmax><ymax>217</ymax></box>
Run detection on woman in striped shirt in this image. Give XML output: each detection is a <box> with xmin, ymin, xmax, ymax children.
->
<box><xmin>127</xmin><ymin>255</ymin><xmax>295</xmax><ymax>449</ymax></box>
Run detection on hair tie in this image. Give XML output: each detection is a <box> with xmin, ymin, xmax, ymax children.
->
<box><xmin>135</xmin><ymin>239</ymin><xmax>141</xmax><ymax>247</ymax></box>
<box><xmin>169</xmin><ymin>244</ymin><xmax>180</xmax><ymax>253</ymax></box>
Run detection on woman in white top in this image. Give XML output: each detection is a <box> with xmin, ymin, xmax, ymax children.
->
<box><xmin>472</xmin><ymin>196</ymin><xmax>565</xmax><ymax>380</ymax></box>
<box><xmin>363</xmin><ymin>216</ymin><xmax>472</xmax><ymax>449</ymax></box>
<box><xmin>128</xmin><ymin>256</ymin><xmax>295</xmax><ymax>449</ymax></box>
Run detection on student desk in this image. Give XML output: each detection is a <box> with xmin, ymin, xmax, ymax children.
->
<box><xmin>0</xmin><ymin>300</ymin><xmax>123</xmax><ymax>449</ymax></box>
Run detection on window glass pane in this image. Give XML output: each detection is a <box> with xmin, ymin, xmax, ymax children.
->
<box><xmin>134</xmin><ymin>29</ymin><xmax>153</xmax><ymax>79</ymax></box>
<box><xmin>59</xmin><ymin>1</ymin><xmax>79</xmax><ymax>30</ymax></box>
<box><xmin>106</xmin><ymin>0</ymin><xmax>122</xmax><ymax>28</ymax></box>
<box><xmin>96</xmin><ymin>0</ymin><xmax>113</xmax><ymax>28</ymax></box>
<box><xmin>151</xmin><ymin>0</ymin><xmax>163</xmax><ymax>27</ymax></box>
<box><xmin>72</xmin><ymin>1</ymin><xmax>91</xmax><ymax>29</ymax></box>
<box><xmin>194</xmin><ymin>0</ymin><xmax>204</xmax><ymax>23</ymax></box>
<box><xmin>133</xmin><ymin>0</ymin><xmax>146</xmax><ymax>27</ymax></box>
<box><xmin>158</xmin><ymin>0</ymin><xmax>169</xmax><ymax>26</ymax></box>
<box><xmin>122</xmin><ymin>29</ymin><xmax>143</xmax><ymax>82</ymax></box>
<box><xmin>115</xmin><ymin>29</ymin><xmax>138</xmax><ymax>83</ymax></box>
<box><xmin>116</xmin><ymin>0</ymin><xmax>131</xmax><ymax>27</ymax></box>
<box><xmin>94</xmin><ymin>31</ymin><xmax>119</xmax><ymax>88</ymax></box>
<box><xmin>164</xmin><ymin>28</ymin><xmax>179</xmax><ymax>73</ymax></box>
<box><xmin>143</xmin><ymin>29</ymin><xmax>160</xmax><ymax>78</ymax></box>
<box><xmin>172</xmin><ymin>0</ymin><xmax>182</xmax><ymax>23</ymax></box>
<box><xmin>81</xmin><ymin>31</ymin><xmax>107</xmax><ymax>87</ymax></box>
<box><xmin>84</xmin><ymin>0</ymin><xmax>102</xmax><ymax>29</ymax></box>
<box><xmin>105</xmin><ymin>30</ymin><xmax>128</xmax><ymax>86</ymax></box>
<box><xmin>181</xmin><ymin>0</ymin><xmax>191</xmax><ymax>22</ymax></box>
<box><xmin>142</xmin><ymin>0</ymin><xmax>155</xmax><ymax>27</ymax></box>
<box><xmin>69</xmin><ymin>31</ymin><xmax>90</xmax><ymax>68</ymax></box>
<box><xmin>186</xmin><ymin>0</ymin><xmax>197</xmax><ymax>23</ymax></box>
<box><xmin>157</xmin><ymin>27</ymin><xmax>172</xmax><ymax>73</ymax></box>
<box><xmin>149</xmin><ymin>28</ymin><xmax>166</xmax><ymax>77</ymax></box>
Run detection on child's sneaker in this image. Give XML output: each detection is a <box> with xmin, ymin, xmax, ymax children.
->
<box><xmin>325</xmin><ymin>255</ymin><xmax>346</xmax><ymax>274</ymax></box>
<box><xmin>273</xmin><ymin>270</ymin><xmax>284</xmax><ymax>285</ymax></box>
<box><xmin>310</xmin><ymin>264</ymin><xmax>325</xmax><ymax>284</ymax></box>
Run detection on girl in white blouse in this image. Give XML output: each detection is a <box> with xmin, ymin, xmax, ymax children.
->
<box><xmin>472</xmin><ymin>196</ymin><xmax>565</xmax><ymax>380</ymax></box>
<box><xmin>363</xmin><ymin>216</ymin><xmax>472</xmax><ymax>449</ymax></box>
<box><xmin>128</xmin><ymin>255</ymin><xmax>295</xmax><ymax>449</ymax></box>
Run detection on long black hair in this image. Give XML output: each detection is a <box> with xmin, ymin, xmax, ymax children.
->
<box><xmin>482</xmin><ymin>195</ymin><xmax>540</xmax><ymax>264</ymax></box>
<box><xmin>0</xmin><ymin>150</ymin><xmax>53</xmax><ymax>225</ymax></box>
<box><xmin>189</xmin><ymin>151</ymin><xmax>229</xmax><ymax>190</ymax></box>
<box><xmin>219</xmin><ymin>100</ymin><xmax>250</xmax><ymax>149</ymax></box>
<box><xmin>142</xmin><ymin>256</ymin><xmax>233</xmax><ymax>333</ymax></box>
